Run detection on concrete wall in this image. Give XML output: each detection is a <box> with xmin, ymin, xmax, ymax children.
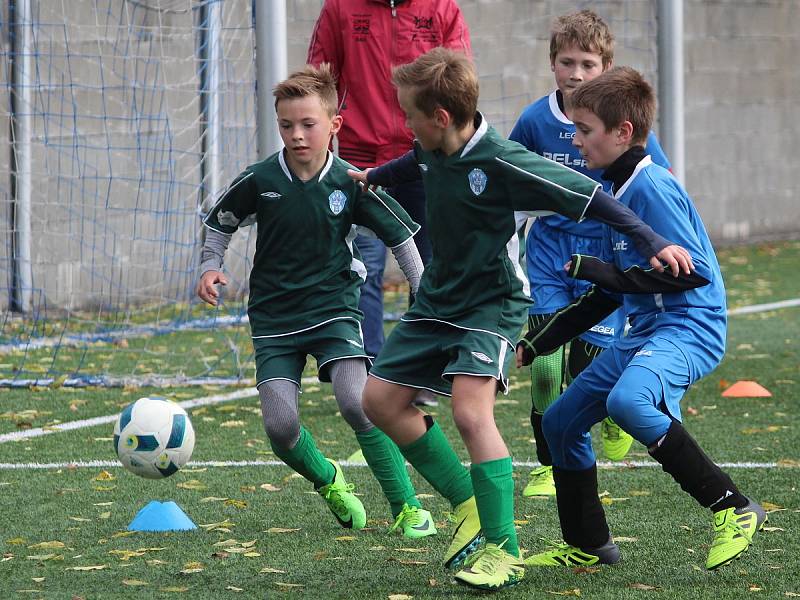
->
<box><xmin>1</xmin><ymin>0</ymin><xmax>798</xmax><ymax>312</ymax></box>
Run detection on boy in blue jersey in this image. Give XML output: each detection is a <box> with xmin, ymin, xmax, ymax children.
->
<box><xmin>197</xmin><ymin>65</ymin><xmax>438</xmax><ymax>540</ymax></box>
<box><xmin>517</xmin><ymin>67</ymin><xmax>766</xmax><ymax>571</ymax></box>
<box><xmin>509</xmin><ymin>10</ymin><xmax>671</xmax><ymax>497</ymax></box>
<box><xmin>348</xmin><ymin>48</ymin><xmax>693</xmax><ymax>591</ymax></box>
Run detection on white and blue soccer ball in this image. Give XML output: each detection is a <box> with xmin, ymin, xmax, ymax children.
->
<box><xmin>113</xmin><ymin>397</ymin><xmax>195</xmax><ymax>479</ymax></box>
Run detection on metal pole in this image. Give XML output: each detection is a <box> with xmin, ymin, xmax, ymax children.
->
<box><xmin>255</xmin><ymin>0</ymin><xmax>287</xmax><ymax>160</ymax></box>
<box><xmin>10</xmin><ymin>0</ymin><xmax>33</xmax><ymax>313</ymax></box>
<box><xmin>657</xmin><ymin>0</ymin><xmax>685</xmax><ymax>184</ymax></box>
<box><xmin>199</xmin><ymin>0</ymin><xmax>224</xmax><ymax>215</ymax></box>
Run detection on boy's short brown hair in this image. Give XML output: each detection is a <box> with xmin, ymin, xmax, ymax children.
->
<box><xmin>391</xmin><ymin>47</ymin><xmax>478</xmax><ymax>129</ymax></box>
<box><xmin>550</xmin><ymin>9</ymin><xmax>614</xmax><ymax>68</ymax></box>
<box><xmin>273</xmin><ymin>63</ymin><xmax>338</xmax><ymax>117</ymax></box>
<box><xmin>570</xmin><ymin>66</ymin><xmax>655</xmax><ymax>146</ymax></box>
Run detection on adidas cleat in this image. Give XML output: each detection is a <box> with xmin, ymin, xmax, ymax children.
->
<box><xmin>522</xmin><ymin>465</ymin><xmax>556</xmax><ymax>497</ymax></box>
<box><xmin>444</xmin><ymin>496</ymin><xmax>484</xmax><ymax>570</ymax></box>
<box><xmin>706</xmin><ymin>498</ymin><xmax>767</xmax><ymax>570</ymax></box>
<box><xmin>317</xmin><ymin>459</ymin><xmax>367</xmax><ymax>530</ymax></box>
<box><xmin>454</xmin><ymin>541</ymin><xmax>524</xmax><ymax>591</ymax></box>
<box><xmin>525</xmin><ymin>538</ymin><xmax>620</xmax><ymax>567</ymax></box>
<box><xmin>389</xmin><ymin>503</ymin><xmax>437</xmax><ymax>539</ymax></box>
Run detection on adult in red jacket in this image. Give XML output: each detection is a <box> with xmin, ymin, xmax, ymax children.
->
<box><xmin>308</xmin><ymin>0</ymin><xmax>471</xmax><ymax>377</ymax></box>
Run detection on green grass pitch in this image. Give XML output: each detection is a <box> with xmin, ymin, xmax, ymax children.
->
<box><xmin>1</xmin><ymin>241</ymin><xmax>798</xmax><ymax>599</ymax></box>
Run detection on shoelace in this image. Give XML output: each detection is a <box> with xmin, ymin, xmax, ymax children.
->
<box><xmin>321</xmin><ymin>481</ymin><xmax>355</xmax><ymax>514</ymax></box>
<box><xmin>537</xmin><ymin>537</ymin><xmax>573</xmax><ymax>555</ymax></box>
<box><xmin>389</xmin><ymin>504</ymin><xmax>424</xmax><ymax>533</ymax></box>
<box><xmin>602</xmin><ymin>420</ymin><xmax>621</xmax><ymax>441</ymax></box>
<box><xmin>714</xmin><ymin>511</ymin><xmax>753</xmax><ymax>543</ymax></box>
<box><xmin>529</xmin><ymin>466</ymin><xmax>550</xmax><ymax>479</ymax></box>
<box><xmin>467</xmin><ymin>541</ymin><xmax>511</xmax><ymax>575</ymax></box>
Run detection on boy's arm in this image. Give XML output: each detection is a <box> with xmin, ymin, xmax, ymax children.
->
<box><xmin>516</xmin><ymin>286</ymin><xmax>621</xmax><ymax>367</ymax></box>
<box><xmin>197</xmin><ymin>229</ymin><xmax>232</xmax><ymax>306</ymax></box>
<box><xmin>365</xmin><ymin>150</ymin><xmax>421</xmax><ymax>187</ymax></box>
<box><xmin>567</xmin><ymin>254</ymin><xmax>710</xmax><ymax>294</ymax></box>
<box><xmin>390</xmin><ymin>238</ymin><xmax>424</xmax><ymax>295</ymax></box>
<box><xmin>582</xmin><ymin>189</ymin><xmax>693</xmax><ymax>276</ymax></box>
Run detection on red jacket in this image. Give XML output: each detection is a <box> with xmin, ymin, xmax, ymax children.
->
<box><xmin>308</xmin><ymin>0</ymin><xmax>471</xmax><ymax>169</ymax></box>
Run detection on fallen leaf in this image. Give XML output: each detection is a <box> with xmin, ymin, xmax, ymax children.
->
<box><xmin>265</xmin><ymin>527</ymin><xmax>300</xmax><ymax>534</ymax></box>
<box><xmin>628</xmin><ymin>583</ymin><xmax>661</xmax><ymax>591</ymax></box>
<box><xmin>274</xmin><ymin>582</ymin><xmax>304</xmax><ymax>589</ymax></box>
<box><xmin>259</xmin><ymin>567</ymin><xmax>286</xmax><ymax>574</ymax></box>
<box><xmin>93</xmin><ymin>471</ymin><xmax>115</xmax><ymax>481</ymax></box>
<box><xmin>396</xmin><ymin>548</ymin><xmax>427</xmax><ymax>553</ymax></box>
<box><xmin>28</xmin><ymin>541</ymin><xmax>65</xmax><ymax>550</ymax></box>
<box><xmin>389</xmin><ymin>595</ymin><xmax>414</xmax><ymax>600</ymax></box>
<box><xmin>572</xmin><ymin>566</ymin><xmax>599</xmax><ymax>574</ymax></box>
<box><xmin>762</xmin><ymin>502</ymin><xmax>785</xmax><ymax>512</ymax></box>
<box><xmin>6</xmin><ymin>538</ymin><xmax>26</xmax><ymax>545</ymax></box>
<box><xmin>26</xmin><ymin>554</ymin><xmax>64</xmax><ymax>561</ymax></box>
<box><xmin>122</xmin><ymin>579</ymin><xmax>149</xmax><ymax>586</ymax></box>
<box><xmin>226</xmin><ymin>586</ymin><xmax>243</xmax><ymax>592</ymax></box>
<box><xmin>259</xmin><ymin>483</ymin><xmax>281</xmax><ymax>492</ymax></box>
<box><xmin>179</xmin><ymin>561</ymin><xmax>204</xmax><ymax>574</ymax></box>
<box><xmin>200</xmin><ymin>497</ymin><xmax>229</xmax><ymax>503</ymax></box>
<box><xmin>763</xmin><ymin>526</ymin><xmax>785</xmax><ymax>532</ymax></box>
<box><xmin>614</xmin><ymin>537</ymin><xmax>638</xmax><ymax>543</ymax></box>
<box><xmin>176</xmin><ymin>479</ymin><xmax>206</xmax><ymax>491</ymax></box>
<box><xmin>546</xmin><ymin>590</ymin><xmax>581</xmax><ymax>597</ymax></box>
<box><xmin>749</xmin><ymin>584</ymin><xmax>762</xmax><ymax>592</ymax></box>
<box><xmin>224</xmin><ymin>499</ymin><xmax>247</xmax><ymax>509</ymax></box>
<box><xmin>65</xmin><ymin>565</ymin><xmax>107</xmax><ymax>571</ymax></box>
<box><xmin>31</xmin><ymin>578</ymin><xmax>45</xmax><ymax>583</ymax></box>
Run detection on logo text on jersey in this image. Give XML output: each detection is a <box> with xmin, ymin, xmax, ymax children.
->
<box><xmin>470</xmin><ymin>351</ymin><xmax>493</xmax><ymax>364</ymax></box>
<box><xmin>589</xmin><ymin>324</ymin><xmax>615</xmax><ymax>336</ymax></box>
<box><xmin>468</xmin><ymin>168</ymin><xmax>487</xmax><ymax>196</ymax></box>
<box><xmin>542</xmin><ymin>151</ymin><xmax>587</xmax><ymax>169</ymax></box>
<box><xmin>634</xmin><ymin>349</ymin><xmax>652</xmax><ymax>357</ymax></box>
<box><xmin>261</xmin><ymin>191</ymin><xmax>282</xmax><ymax>199</ymax></box>
<box><xmin>329</xmin><ymin>190</ymin><xmax>347</xmax><ymax>215</ymax></box>
<box><xmin>419</xmin><ymin>163</ymin><xmax>428</xmax><ymax>172</ymax></box>
<box><xmin>614</xmin><ymin>240</ymin><xmax>628</xmax><ymax>252</ymax></box>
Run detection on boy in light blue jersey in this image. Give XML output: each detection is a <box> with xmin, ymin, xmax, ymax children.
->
<box><xmin>509</xmin><ymin>10</ymin><xmax>671</xmax><ymax>497</ymax></box>
<box><xmin>517</xmin><ymin>66</ymin><xmax>766</xmax><ymax>572</ymax></box>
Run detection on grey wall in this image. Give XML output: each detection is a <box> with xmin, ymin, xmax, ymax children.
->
<box><xmin>1</xmin><ymin>0</ymin><xmax>798</xmax><ymax>312</ymax></box>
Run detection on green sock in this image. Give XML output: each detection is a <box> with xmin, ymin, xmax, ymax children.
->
<box><xmin>399</xmin><ymin>421</ymin><xmax>472</xmax><ymax>509</ymax></box>
<box><xmin>471</xmin><ymin>457</ymin><xmax>519</xmax><ymax>557</ymax></box>
<box><xmin>356</xmin><ymin>427</ymin><xmax>420</xmax><ymax>518</ymax></box>
<box><xmin>270</xmin><ymin>426</ymin><xmax>334</xmax><ymax>488</ymax></box>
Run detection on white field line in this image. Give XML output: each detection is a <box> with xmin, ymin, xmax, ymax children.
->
<box><xmin>0</xmin><ymin>459</ymin><xmax>790</xmax><ymax>471</ymax></box>
<box><xmin>0</xmin><ymin>387</ymin><xmax>259</xmax><ymax>444</ymax></box>
<box><xmin>727</xmin><ymin>297</ymin><xmax>800</xmax><ymax>315</ymax></box>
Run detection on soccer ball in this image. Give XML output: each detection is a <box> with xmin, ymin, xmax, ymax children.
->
<box><xmin>113</xmin><ymin>397</ymin><xmax>195</xmax><ymax>479</ymax></box>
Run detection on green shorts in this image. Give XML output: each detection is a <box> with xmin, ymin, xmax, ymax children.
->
<box><xmin>370</xmin><ymin>319</ymin><xmax>514</xmax><ymax>396</ymax></box>
<box><xmin>253</xmin><ymin>318</ymin><xmax>369</xmax><ymax>387</ymax></box>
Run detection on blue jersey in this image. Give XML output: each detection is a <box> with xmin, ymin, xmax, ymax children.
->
<box><xmin>606</xmin><ymin>156</ymin><xmax>727</xmax><ymax>379</ymax></box>
<box><xmin>509</xmin><ymin>91</ymin><xmax>670</xmax><ymax>238</ymax></box>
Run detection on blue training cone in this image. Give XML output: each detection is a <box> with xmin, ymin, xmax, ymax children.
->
<box><xmin>127</xmin><ymin>500</ymin><xmax>197</xmax><ymax>532</ymax></box>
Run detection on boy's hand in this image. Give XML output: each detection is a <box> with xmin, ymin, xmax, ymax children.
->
<box><xmin>346</xmin><ymin>168</ymin><xmax>379</xmax><ymax>192</ymax></box>
<box><xmin>651</xmin><ymin>244</ymin><xmax>694</xmax><ymax>276</ymax></box>
<box><xmin>197</xmin><ymin>270</ymin><xmax>228</xmax><ymax>306</ymax></box>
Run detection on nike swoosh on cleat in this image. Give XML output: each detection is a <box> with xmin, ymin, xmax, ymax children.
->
<box><xmin>412</xmin><ymin>522</ymin><xmax>432</xmax><ymax>531</ymax></box>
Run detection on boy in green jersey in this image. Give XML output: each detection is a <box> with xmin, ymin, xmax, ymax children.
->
<box><xmin>197</xmin><ymin>64</ymin><xmax>436</xmax><ymax>539</ymax></box>
<box><xmin>348</xmin><ymin>48</ymin><xmax>692</xmax><ymax>591</ymax></box>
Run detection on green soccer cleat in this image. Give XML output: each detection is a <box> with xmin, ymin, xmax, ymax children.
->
<box><xmin>522</xmin><ymin>465</ymin><xmax>556</xmax><ymax>497</ymax></box>
<box><xmin>454</xmin><ymin>541</ymin><xmax>525</xmax><ymax>591</ymax></box>
<box><xmin>389</xmin><ymin>503</ymin><xmax>437</xmax><ymax>539</ymax></box>
<box><xmin>444</xmin><ymin>496</ymin><xmax>484</xmax><ymax>570</ymax></box>
<box><xmin>601</xmin><ymin>417</ymin><xmax>634</xmax><ymax>461</ymax></box>
<box><xmin>525</xmin><ymin>538</ymin><xmax>620</xmax><ymax>567</ymax></box>
<box><xmin>706</xmin><ymin>498</ymin><xmax>767</xmax><ymax>570</ymax></box>
<box><xmin>317</xmin><ymin>459</ymin><xmax>367</xmax><ymax>530</ymax></box>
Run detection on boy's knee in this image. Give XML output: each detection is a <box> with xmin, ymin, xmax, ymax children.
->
<box><xmin>452</xmin><ymin>406</ymin><xmax>482</xmax><ymax>440</ymax></box>
<box><xmin>264</xmin><ymin>416</ymin><xmax>300</xmax><ymax>450</ymax></box>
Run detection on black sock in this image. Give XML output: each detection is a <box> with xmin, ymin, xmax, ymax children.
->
<box><xmin>530</xmin><ymin>411</ymin><xmax>552</xmax><ymax>466</ymax></box>
<box><xmin>553</xmin><ymin>465</ymin><xmax>610</xmax><ymax>549</ymax></box>
<box><xmin>649</xmin><ymin>421</ymin><xmax>747</xmax><ymax>511</ymax></box>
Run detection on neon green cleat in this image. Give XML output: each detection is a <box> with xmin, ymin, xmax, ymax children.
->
<box><xmin>525</xmin><ymin>538</ymin><xmax>620</xmax><ymax>567</ymax></box>
<box><xmin>454</xmin><ymin>541</ymin><xmax>524</xmax><ymax>591</ymax></box>
<box><xmin>444</xmin><ymin>496</ymin><xmax>484</xmax><ymax>570</ymax></box>
<box><xmin>317</xmin><ymin>459</ymin><xmax>367</xmax><ymax>530</ymax></box>
<box><xmin>706</xmin><ymin>498</ymin><xmax>767</xmax><ymax>570</ymax></box>
<box><xmin>389</xmin><ymin>503</ymin><xmax>437</xmax><ymax>539</ymax></box>
<box><xmin>522</xmin><ymin>465</ymin><xmax>556</xmax><ymax>497</ymax></box>
<box><xmin>601</xmin><ymin>417</ymin><xmax>634</xmax><ymax>461</ymax></box>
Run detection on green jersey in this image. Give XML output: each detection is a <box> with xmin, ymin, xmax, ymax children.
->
<box><xmin>406</xmin><ymin>116</ymin><xmax>600</xmax><ymax>344</ymax></box>
<box><xmin>204</xmin><ymin>150</ymin><xmax>419</xmax><ymax>337</ymax></box>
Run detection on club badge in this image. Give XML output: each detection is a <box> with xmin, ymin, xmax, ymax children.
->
<box><xmin>329</xmin><ymin>190</ymin><xmax>347</xmax><ymax>215</ymax></box>
<box><xmin>468</xmin><ymin>168</ymin><xmax>487</xmax><ymax>196</ymax></box>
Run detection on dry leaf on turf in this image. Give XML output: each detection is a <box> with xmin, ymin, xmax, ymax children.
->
<box><xmin>628</xmin><ymin>583</ymin><xmax>661</xmax><ymax>591</ymax></box>
<box><xmin>93</xmin><ymin>471</ymin><xmax>115</xmax><ymax>481</ymax></box>
<box><xmin>226</xmin><ymin>586</ymin><xmax>244</xmax><ymax>592</ymax></box>
<box><xmin>389</xmin><ymin>595</ymin><xmax>414</xmax><ymax>600</ymax></box>
<box><xmin>122</xmin><ymin>579</ymin><xmax>149</xmax><ymax>586</ymax></box>
<box><xmin>64</xmin><ymin>565</ymin><xmax>107</xmax><ymax>571</ymax></box>
<box><xmin>259</xmin><ymin>483</ymin><xmax>281</xmax><ymax>492</ymax></box>
<box><xmin>275</xmin><ymin>582</ymin><xmax>304</xmax><ymax>589</ymax></box>
<box><xmin>546</xmin><ymin>590</ymin><xmax>581</xmax><ymax>597</ymax></box>
<box><xmin>259</xmin><ymin>567</ymin><xmax>286</xmax><ymax>574</ymax></box>
<box><xmin>265</xmin><ymin>527</ymin><xmax>300</xmax><ymax>534</ymax></box>
<box><xmin>28</xmin><ymin>541</ymin><xmax>65</xmax><ymax>549</ymax></box>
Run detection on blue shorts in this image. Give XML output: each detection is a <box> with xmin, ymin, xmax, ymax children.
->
<box><xmin>542</xmin><ymin>336</ymin><xmax>693</xmax><ymax>470</ymax></box>
<box><xmin>526</xmin><ymin>220</ymin><xmax>624</xmax><ymax>348</ymax></box>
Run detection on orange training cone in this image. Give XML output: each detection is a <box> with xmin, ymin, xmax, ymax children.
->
<box><xmin>721</xmin><ymin>380</ymin><xmax>772</xmax><ymax>398</ymax></box>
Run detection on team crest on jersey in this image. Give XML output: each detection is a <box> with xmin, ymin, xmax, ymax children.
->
<box><xmin>468</xmin><ymin>168</ymin><xmax>487</xmax><ymax>196</ymax></box>
<box><xmin>261</xmin><ymin>191</ymin><xmax>281</xmax><ymax>199</ymax></box>
<box><xmin>328</xmin><ymin>190</ymin><xmax>347</xmax><ymax>215</ymax></box>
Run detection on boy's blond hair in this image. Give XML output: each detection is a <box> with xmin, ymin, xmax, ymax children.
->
<box><xmin>391</xmin><ymin>47</ymin><xmax>478</xmax><ymax>129</ymax></box>
<box><xmin>273</xmin><ymin>63</ymin><xmax>338</xmax><ymax>117</ymax></box>
<box><xmin>570</xmin><ymin>66</ymin><xmax>655</xmax><ymax>146</ymax></box>
<box><xmin>550</xmin><ymin>9</ymin><xmax>614</xmax><ymax>68</ymax></box>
